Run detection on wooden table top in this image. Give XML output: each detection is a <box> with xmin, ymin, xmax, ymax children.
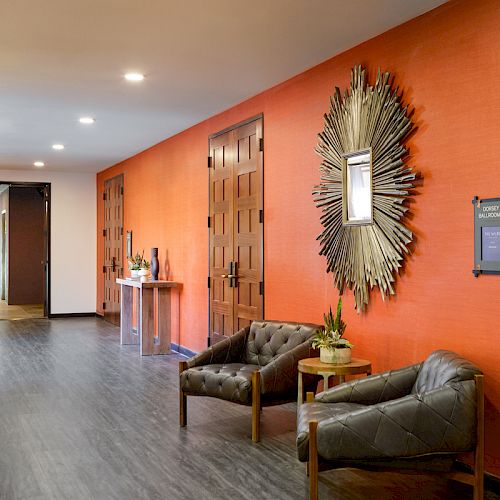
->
<box><xmin>116</xmin><ymin>278</ymin><xmax>179</xmax><ymax>289</ymax></box>
<box><xmin>298</xmin><ymin>357</ymin><xmax>371</xmax><ymax>375</ymax></box>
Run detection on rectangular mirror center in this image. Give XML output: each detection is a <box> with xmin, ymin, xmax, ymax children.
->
<box><xmin>343</xmin><ymin>149</ymin><xmax>373</xmax><ymax>225</ymax></box>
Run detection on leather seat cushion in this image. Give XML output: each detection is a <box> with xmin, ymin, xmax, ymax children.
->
<box><xmin>296</xmin><ymin>401</ymin><xmax>365</xmax><ymax>462</ymax></box>
<box><xmin>180</xmin><ymin>363</ymin><xmax>260</xmax><ymax>405</ymax></box>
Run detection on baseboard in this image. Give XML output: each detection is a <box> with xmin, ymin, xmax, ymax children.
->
<box><xmin>48</xmin><ymin>312</ymin><xmax>98</xmax><ymax>318</ymax></box>
<box><xmin>171</xmin><ymin>342</ymin><xmax>197</xmax><ymax>358</ymax></box>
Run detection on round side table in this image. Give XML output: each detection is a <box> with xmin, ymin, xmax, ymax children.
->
<box><xmin>297</xmin><ymin>357</ymin><xmax>372</xmax><ymax>405</ymax></box>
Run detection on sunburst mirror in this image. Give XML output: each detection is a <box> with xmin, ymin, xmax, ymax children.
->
<box><xmin>314</xmin><ymin>65</ymin><xmax>416</xmax><ymax>311</ymax></box>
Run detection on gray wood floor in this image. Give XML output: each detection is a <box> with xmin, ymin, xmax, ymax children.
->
<box><xmin>0</xmin><ymin>317</ymin><xmax>496</xmax><ymax>500</ymax></box>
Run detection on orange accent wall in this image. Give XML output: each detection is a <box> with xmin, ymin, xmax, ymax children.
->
<box><xmin>97</xmin><ymin>0</ymin><xmax>500</xmax><ymax>474</ymax></box>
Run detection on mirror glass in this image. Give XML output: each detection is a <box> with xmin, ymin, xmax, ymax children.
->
<box><xmin>344</xmin><ymin>150</ymin><xmax>372</xmax><ymax>224</ymax></box>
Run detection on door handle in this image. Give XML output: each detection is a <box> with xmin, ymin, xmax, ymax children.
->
<box><xmin>111</xmin><ymin>257</ymin><xmax>116</xmax><ymax>272</ymax></box>
<box><xmin>221</xmin><ymin>274</ymin><xmax>238</xmax><ymax>279</ymax></box>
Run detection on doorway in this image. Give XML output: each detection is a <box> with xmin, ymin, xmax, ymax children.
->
<box><xmin>208</xmin><ymin>115</ymin><xmax>264</xmax><ymax>345</ymax></box>
<box><xmin>0</xmin><ymin>182</ymin><xmax>50</xmax><ymax>319</ymax></box>
<box><xmin>103</xmin><ymin>174</ymin><xmax>124</xmax><ymax>325</ymax></box>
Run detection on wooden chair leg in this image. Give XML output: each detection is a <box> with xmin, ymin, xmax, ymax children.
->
<box><xmin>309</xmin><ymin>420</ymin><xmax>319</xmax><ymax>500</ymax></box>
<box><xmin>474</xmin><ymin>374</ymin><xmax>484</xmax><ymax>500</ymax></box>
<box><xmin>179</xmin><ymin>361</ymin><xmax>187</xmax><ymax>427</ymax></box>
<box><xmin>252</xmin><ymin>370</ymin><xmax>261</xmax><ymax>443</ymax></box>
<box><xmin>304</xmin><ymin>392</ymin><xmax>315</xmax><ymax>477</ymax></box>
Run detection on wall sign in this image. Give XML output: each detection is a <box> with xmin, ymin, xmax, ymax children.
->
<box><xmin>473</xmin><ymin>196</ymin><xmax>500</xmax><ymax>276</ymax></box>
<box><xmin>126</xmin><ymin>230</ymin><xmax>133</xmax><ymax>258</ymax></box>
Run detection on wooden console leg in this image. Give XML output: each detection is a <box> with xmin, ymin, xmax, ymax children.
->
<box><xmin>139</xmin><ymin>287</ymin><xmax>154</xmax><ymax>355</ymax></box>
<box><xmin>309</xmin><ymin>420</ymin><xmax>319</xmax><ymax>500</ymax></box>
<box><xmin>252</xmin><ymin>370</ymin><xmax>261</xmax><ymax>443</ymax></box>
<box><xmin>179</xmin><ymin>361</ymin><xmax>187</xmax><ymax>427</ymax></box>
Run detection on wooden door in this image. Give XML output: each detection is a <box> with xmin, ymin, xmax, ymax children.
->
<box><xmin>209</xmin><ymin>117</ymin><xmax>263</xmax><ymax>344</ymax></box>
<box><xmin>103</xmin><ymin>174</ymin><xmax>124</xmax><ymax>325</ymax></box>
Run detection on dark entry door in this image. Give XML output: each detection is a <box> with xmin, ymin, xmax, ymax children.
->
<box><xmin>103</xmin><ymin>174</ymin><xmax>124</xmax><ymax>325</ymax></box>
<box><xmin>209</xmin><ymin>116</ymin><xmax>263</xmax><ymax>344</ymax></box>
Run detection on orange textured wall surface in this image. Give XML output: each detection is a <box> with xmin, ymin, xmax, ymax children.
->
<box><xmin>97</xmin><ymin>0</ymin><xmax>500</xmax><ymax>474</ymax></box>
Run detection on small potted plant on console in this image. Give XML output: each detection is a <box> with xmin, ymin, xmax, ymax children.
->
<box><xmin>128</xmin><ymin>252</ymin><xmax>143</xmax><ymax>278</ymax></box>
<box><xmin>312</xmin><ymin>297</ymin><xmax>353</xmax><ymax>364</ymax></box>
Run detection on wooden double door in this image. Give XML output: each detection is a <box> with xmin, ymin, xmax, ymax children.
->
<box><xmin>103</xmin><ymin>174</ymin><xmax>124</xmax><ymax>325</ymax></box>
<box><xmin>209</xmin><ymin>116</ymin><xmax>264</xmax><ymax>344</ymax></box>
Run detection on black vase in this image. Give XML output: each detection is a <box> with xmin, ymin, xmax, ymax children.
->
<box><xmin>151</xmin><ymin>248</ymin><xmax>159</xmax><ymax>280</ymax></box>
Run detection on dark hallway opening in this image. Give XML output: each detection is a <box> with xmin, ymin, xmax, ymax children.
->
<box><xmin>0</xmin><ymin>183</ymin><xmax>50</xmax><ymax>319</ymax></box>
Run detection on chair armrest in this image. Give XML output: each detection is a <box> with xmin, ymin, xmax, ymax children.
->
<box><xmin>315</xmin><ymin>363</ymin><xmax>421</xmax><ymax>405</ymax></box>
<box><xmin>260</xmin><ymin>341</ymin><xmax>314</xmax><ymax>395</ymax></box>
<box><xmin>186</xmin><ymin>327</ymin><xmax>249</xmax><ymax>368</ymax></box>
<box><xmin>316</xmin><ymin>380</ymin><xmax>477</xmax><ymax>461</ymax></box>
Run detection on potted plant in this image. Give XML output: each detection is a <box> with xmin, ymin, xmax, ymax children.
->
<box><xmin>312</xmin><ymin>298</ymin><xmax>353</xmax><ymax>364</ymax></box>
<box><xmin>128</xmin><ymin>252</ymin><xmax>143</xmax><ymax>278</ymax></box>
<box><xmin>138</xmin><ymin>259</ymin><xmax>150</xmax><ymax>281</ymax></box>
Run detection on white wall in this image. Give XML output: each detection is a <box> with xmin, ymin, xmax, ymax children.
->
<box><xmin>0</xmin><ymin>170</ymin><xmax>96</xmax><ymax>313</ymax></box>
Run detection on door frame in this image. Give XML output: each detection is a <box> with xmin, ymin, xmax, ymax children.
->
<box><xmin>103</xmin><ymin>173</ymin><xmax>124</xmax><ymax>325</ymax></box>
<box><xmin>207</xmin><ymin>113</ymin><xmax>264</xmax><ymax>346</ymax></box>
<box><xmin>1</xmin><ymin>211</ymin><xmax>6</xmax><ymax>301</ymax></box>
<box><xmin>0</xmin><ymin>181</ymin><xmax>51</xmax><ymax>317</ymax></box>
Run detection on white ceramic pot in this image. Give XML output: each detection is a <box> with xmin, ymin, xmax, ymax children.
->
<box><xmin>320</xmin><ymin>347</ymin><xmax>352</xmax><ymax>365</ymax></box>
<box><xmin>138</xmin><ymin>268</ymin><xmax>150</xmax><ymax>282</ymax></box>
<box><xmin>130</xmin><ymin>269</ymin><xmax>139</xmax><ymax>278</ymax></box>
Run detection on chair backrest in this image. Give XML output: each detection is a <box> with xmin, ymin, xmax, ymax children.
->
<box><xmin>244</xmin><ymin>320</ymin><xmax>320</xmax><ymax>366</ymax></box>
<box><xmin>412</xmin><ymin>349</ymin><xmax>482</xmax><ymax>394</ymax></box>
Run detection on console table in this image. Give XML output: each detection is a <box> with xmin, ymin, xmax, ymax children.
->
<box><xmin>116</xmin><ymin>278</ymin><xmax>179</xmax><ymax>355</ymax></box>
<box><xmin>297</xmin><ymin>357</ymin><xmax>371</xmax><ymax>406</ymax></box>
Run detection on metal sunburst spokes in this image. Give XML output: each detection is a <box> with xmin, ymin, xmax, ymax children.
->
<box><xmin>313</xmin><ymin>65</ymin><xmax>416</xmax><ymax>311</ymax></box>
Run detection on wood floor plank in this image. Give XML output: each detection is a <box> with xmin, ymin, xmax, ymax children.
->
<box><xmin>0</xmin><ymin>300</ymin><xmax>44</xmax><ymax>320</ymax></box>
<box><xmin>0</xmin><ymin>317</ymin><xmax>497</xmax><ymax>500</ymax></box>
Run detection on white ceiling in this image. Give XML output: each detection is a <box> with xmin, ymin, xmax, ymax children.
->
<box><xmin>0</xmin><ymin>0</ymin><xmax>447</xmax><ymax>173</ymax></box>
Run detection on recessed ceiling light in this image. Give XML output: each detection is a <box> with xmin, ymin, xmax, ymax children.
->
<box><xmin>124</xmin><ymin>72</ymin><xmax>145</xmax><ymax>82</ymax></box>
<box><xmin>79</xmin><ymin>117</ymin><xmax>95</xmax><ymax>124</ymax></box>
<box><xmin>33</xmin><ymin>161</ymin><xmax>45</xmax><ymax>167</ymax></box>
<box><xmin>52</xmin><ymin>144</ymin><xmax>65</xmax><ymax>150</ymax></box>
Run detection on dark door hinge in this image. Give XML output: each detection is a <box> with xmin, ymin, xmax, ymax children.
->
<box><xmin>208</xmin><ymin>216</ymin><xmax>211</xmax><ymax>228</ymax></box>
<box><xmin>103</xmin><ymin>229</ymin><xmax>107</xmax><ymax>237</ymax></box>
<box><xmin>259</xmin><ymin>281</ymin><xmax>264</xmax><ymax>295</ymax></box>
<box><xmin>207</xmin><ymin>276</ymin><xmax>211</xmax><ymax>288</ymax></box>
<box><xmin>208</xmin><ymin>156</ymin><xmax>212</xmax><ymax>168</ymax></box>
<box><xmin>120</xmin><ymin>227</ymin><xmax>124</xmax><ymax>236</ymax></box>
<box><xmin>259</xmin><ymin>138</ymin><xmax>264</xmax><ymax>152</ymax></box>
<box><xmin>259</xmin><ymin>209</ymin><xmax>263</xmax><ymax>223</ymax></box>
<box><xmin>120</xmin><ymin>186</ymin><xmax>124</xmax><ymax>195</ymax></box>
<box><xmin>102</xmin><ymin>302</ymin><xmax>106</xmax><ymax>310</ymax></box>
<box><xmin>102</xmin><ymin>265</ymin><xmax>106</xmax><ymax>273</ymax></box>
<box><xmin>103</xmin><ymin>192</ymin><xmax>106</xmax><ymax>201</ymax></box>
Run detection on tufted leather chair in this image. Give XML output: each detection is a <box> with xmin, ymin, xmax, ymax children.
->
<box><xmin>179</xmin><ymin>320</ymin><xmax>320</xmax><ymax>442</ymax></box>
<box><xmin>297</xmin><ymin>350</ymin><xmax>485</xmax><ymax>500</ymax></box>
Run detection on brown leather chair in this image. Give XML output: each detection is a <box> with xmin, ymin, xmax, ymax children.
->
<box><xmin>179</xmin><ymin>320</ymin><xmax>320</xmax><ymax>442</ymax></box>
<box><xmin>297</xmin><ymin>350</ymin><xmax>484</xmax><ymax>500</ymax></box>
